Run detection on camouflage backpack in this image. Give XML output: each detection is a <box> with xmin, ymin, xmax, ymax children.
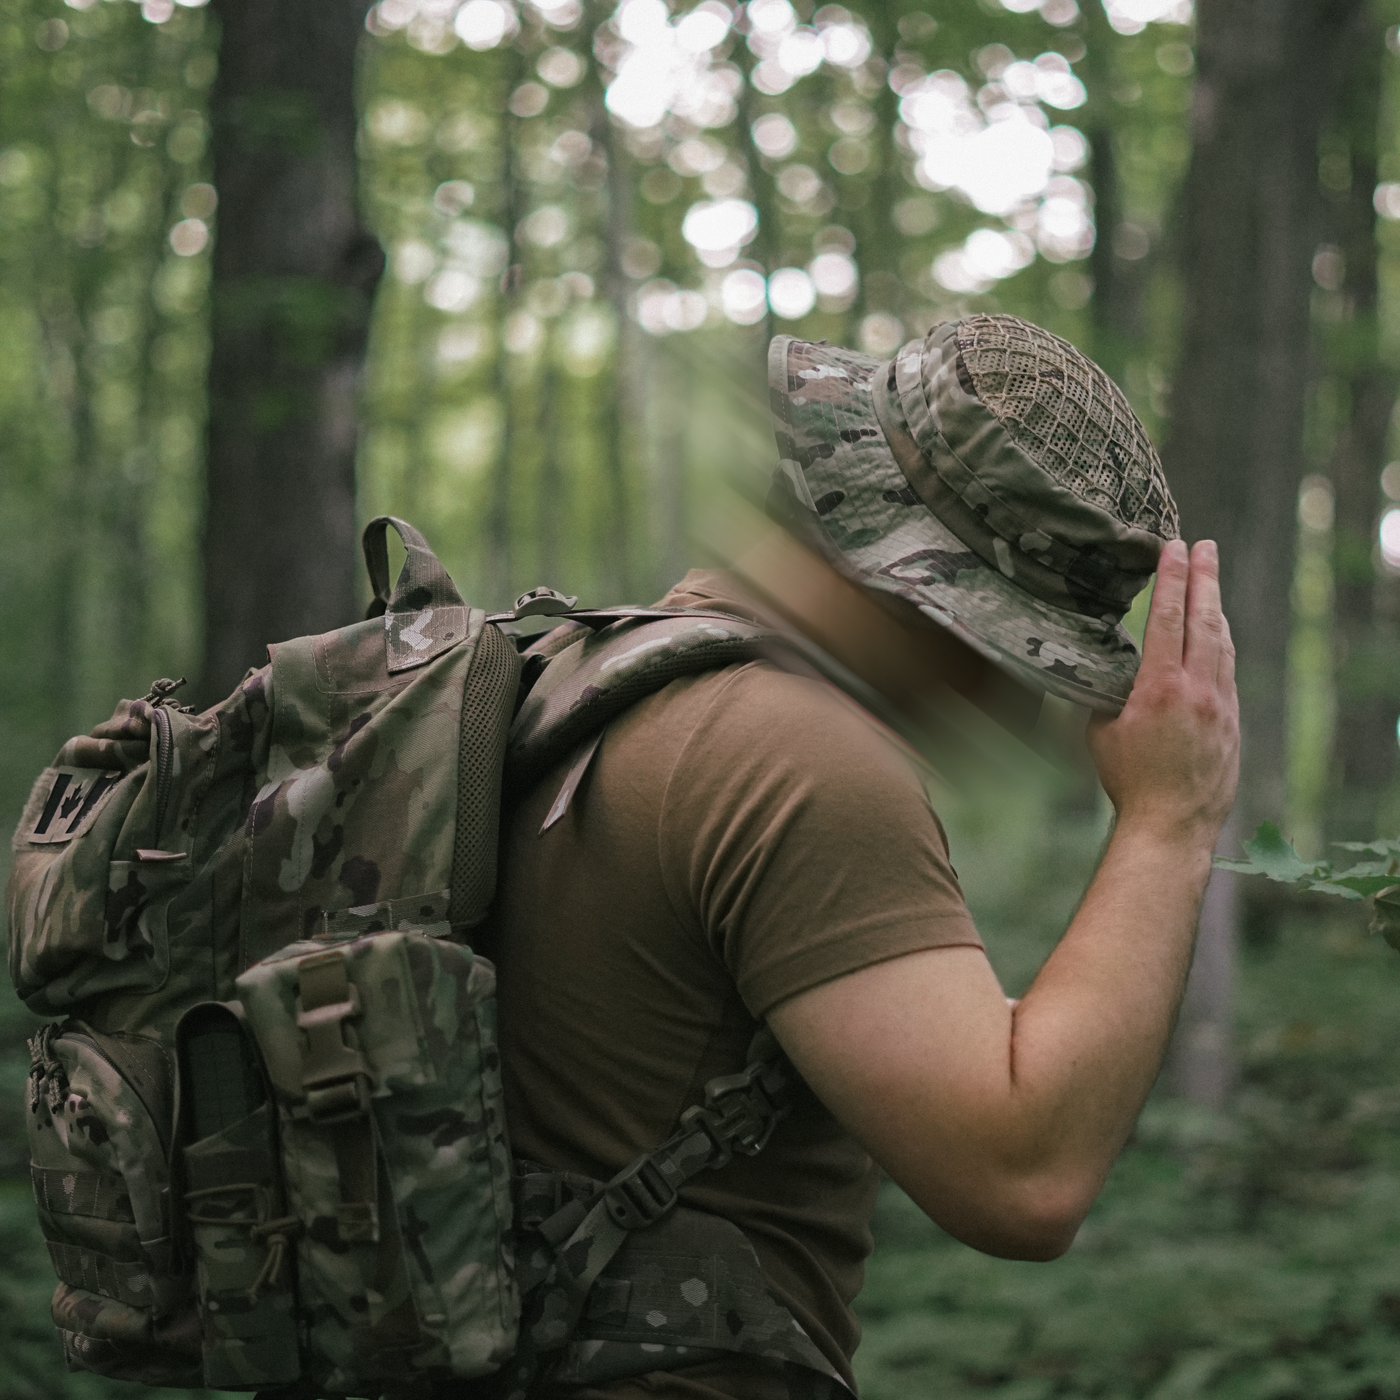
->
<box><xmin>6</xmin><ymin>517</ymin><xmax>854</xmax><ymax>1400</ymax></box>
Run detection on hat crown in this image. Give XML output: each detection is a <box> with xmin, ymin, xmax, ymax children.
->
<box><xmin>954</xmin><ymin>313</ymin><xmax>1179</xmax><ymax>542</ymax></box>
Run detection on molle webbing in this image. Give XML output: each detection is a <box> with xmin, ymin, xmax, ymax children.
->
<box><xmin>31</xmin><ymin>1165</ymin><xmax>134</xmax><ymax>1222</ymax></box>
<box><xmin>47</xmin><ymin>1241</ymin><xmax>157</xmax><ymax>1309</ymax></box>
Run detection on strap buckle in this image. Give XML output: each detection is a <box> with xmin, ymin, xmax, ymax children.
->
<box><xmin>680</xmin><ymin>1059</ymin><xmax>790</xmax><ymax>1168</ymax></box>
<box><xmin>602</xmin><ymin>1156</ymin><xmax>679</xmax><ymax>1230</ymax></box>
<box><xmin>295</xmin><ymin>952</ymin><xmax>373</xmax><ymax>1124</ymax></box>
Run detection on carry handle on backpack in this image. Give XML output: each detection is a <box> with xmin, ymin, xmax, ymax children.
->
<box><xmin>362</xmin><ymin>515</ymin><xmax>467</xmax><ymax>620</ymax></box>
<box><xmin>361</xmin><ymin>515</ymin><xmax>475</xmax><ymax>674</ymax></box>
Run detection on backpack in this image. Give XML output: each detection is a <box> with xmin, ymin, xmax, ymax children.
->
<box><xmin>7</xmin><ymin>516</ymin><xmax>856</xmax><ymax>1400</ymax></box>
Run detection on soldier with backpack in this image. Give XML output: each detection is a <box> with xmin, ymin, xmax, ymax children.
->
<box><xmin>7</xmin><ymin>314</ymin><xmax>1237</xmax><ymax>1399</ymax></box>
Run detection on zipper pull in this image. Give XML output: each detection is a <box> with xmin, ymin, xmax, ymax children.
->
<box><xmin>143</xmin><ymin>677</ymin><xmax>188</xmax><ymax>707</ymax></box>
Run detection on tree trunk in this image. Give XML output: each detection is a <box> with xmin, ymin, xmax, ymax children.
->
<box><xmin>1326</xmin><ymin>6</ymin><xmax>1399</xmax><ymax>842</ymax></box>
<box><xmin>1083</xmin><ymin>2</ymin><xmax>1148</xmax><ymax>389</ymax></box>
<box><xmin>1162</xmin><ymin>0</ymin><xmax>1362</xmax><ymax>1105</ymax></box>
<box><xmin>200</xmin><ymin>0</ymin><xmax>383</xmax><ymax>702</ymax></box>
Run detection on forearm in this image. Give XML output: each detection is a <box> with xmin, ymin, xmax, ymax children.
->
<box><xmin>774</xmin><ymin>537</ymin><xmax>1238</xmax><ymax>1262</ymax></box>
<box><xmin>1003</xmin><ymin>819</ymin><xmax>1214</xmax><ymax>1204</ymax></box>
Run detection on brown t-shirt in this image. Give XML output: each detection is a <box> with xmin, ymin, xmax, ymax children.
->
<box><xmin>484</xmin><ymin>572</ymin><xmax>982</xmax><ymax>1399</ymax></box>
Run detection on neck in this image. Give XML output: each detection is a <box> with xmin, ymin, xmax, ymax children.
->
<box><xmin>730</xmin><ymin>527</ymin><xmax>999</xmax><ymax>714</ymax></box>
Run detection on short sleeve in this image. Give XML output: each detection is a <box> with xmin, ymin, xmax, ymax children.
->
<box><xmin>657</xmin><ymin>662</ymin><xmax>984</xmax><ymax>1018</ymax></box>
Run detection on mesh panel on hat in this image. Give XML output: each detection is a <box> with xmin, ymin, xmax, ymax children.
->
<box><xmin>953</xmin><ymin>314</ymin><xmax>1180</xmax><ymax>540</ymax></box>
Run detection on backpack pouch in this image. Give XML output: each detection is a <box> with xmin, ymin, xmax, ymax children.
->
<box><xmin>237</xmin><ymin>926</ymin><xmax>517</xmax><ymax>1393</ymax></box>
<box><xmin>7</xmin><ymin>763</ymin><xmax>164</xmax><ymax>1013</ymax></box>
<box><xmin>7</xmin><ymin>692</ymin><xmax>226</xmax><ymax>1025</ymax></box>
<box><xmin>176</xmin><ymin>1001</ymin><xmax>301</xmax><ymax>1390</ymax></box>
<box><xmin>26</xmin><ymin>1021</ymin><xmax>198</xmax><ymax>1384</ymax></box>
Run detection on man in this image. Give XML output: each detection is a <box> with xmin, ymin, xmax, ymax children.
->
<box><xmin>487</xmin><ymin>314</ymin><xmax>1239</xmax><ymax>1398</ymax></box>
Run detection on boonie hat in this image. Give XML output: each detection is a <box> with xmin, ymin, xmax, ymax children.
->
<box><xmin>768</xmin><ymin>314</ymin><xmax>1181</xmax><ymax>712</ymax></box>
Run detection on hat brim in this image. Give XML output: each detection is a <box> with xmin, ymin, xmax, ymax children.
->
<box><xmin>769</xmin><ymin>336</ymin><xmax>1144</xmax><ymax>714</ymax></box>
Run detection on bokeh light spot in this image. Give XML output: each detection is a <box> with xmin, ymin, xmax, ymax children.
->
<box><xmin>721</xmin><ymin>268</ymin><xmax>769</xmax><ymax>325</ymax></box>
<box><xmin>768</xmin><ymin>267</ymin><xmax>816</xmax><ymax>319</ymax></box>
<box><xmin>168</xmin><ymin>218</ymin><xmax>208</xmax><ymax>257</ymax></box>
<box><xmin>751</xmin><ymin>114</ymin><xmax>798</xmax><ymax>160</ymax></box>
<box><xmin>1380</xmin><ymin>508</ymin><xmax>1400</xmax><ymax>569</ymax></box>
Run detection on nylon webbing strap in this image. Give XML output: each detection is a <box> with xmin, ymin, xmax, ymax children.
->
<box><xmin>31</xmin><ymin>1164</ymin><xmax>134</xmax><ymax>1223</ymax></box>
<box><xmin>503</xmin><ymin>1030</ymin><xmax>802</xmax><ymax>1400</ymax></box>
<box><xmin>46</xmin><ymin>1241</ymin><xmax>155</xmax><ymax>1308</ymax></box>
<box><xmin>294</xmin><ymin>950</ymin><xmax>423</xmax><ymax>1354</ymax></box>
<box><xmin>295</xmin><ymin>950</ymin><xmax>378</xmax><ymax>1244</ymax></box>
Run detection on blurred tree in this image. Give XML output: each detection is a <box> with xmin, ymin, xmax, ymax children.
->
<box><xmin>1323</xmin><ymin>4</ymin><xmax>1400</xmax><ymax>843</ymax></box>
<box><xmin>0</xmin><ymin>0</ymin><xmax>212</xmax><ymax>794</ymax></box>
<box><xmin>1163</xmin><ymin>0</ymin><xmax>1367</xmax><ymax>1105</ymax></box>
<box><xmin>355</xmin><ymin>0</ymin><xmax>1191</xmax><ymax>613</ymax></box>
<box><xmin>201</xmin><ymin>0</ymin><xmax>385</xmax><ymax>701</ymax></box>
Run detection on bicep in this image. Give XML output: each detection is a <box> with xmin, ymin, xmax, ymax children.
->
<box><xmin>768</xmin><ymin>945</ymin><xmax>1025</xmax><ymax>1239</ymax></box>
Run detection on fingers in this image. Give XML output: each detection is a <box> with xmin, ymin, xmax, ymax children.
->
<box><xmin>1182</xmin><ymin>540</ymin><xmax>1224</xmax><ymax>684</ymax></box>
<box><xmin>1216</xmin><ymin>612</ymin><xmax>1236</xmax><ymax>695</ymax></box>
<box><xmin>1138</xmin><ymin>538</ymin><xmax>1189</xmax><ymax>678</ymax></box>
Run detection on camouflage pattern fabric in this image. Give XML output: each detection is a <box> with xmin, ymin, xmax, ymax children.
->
<box><xmin>175</xmin><ymin>1001</ymin><xmax>300</xmax><ymax>1388</ymax></box>
<box><xmin>8</xmin><ymin>675</ymin><xmax>274</xmax><ymax>1029</ymax></box>
<box><xmin>9</xmin><ymin>513</ymin><xmax>866</xmax><ymax>1398</ymax></box>
<box><xmin>7</xmin><ymin>516</ymin><xmax>525</xmax><ymax>1391</ymax></box>
<box><xmin>768</xmin><ymin>318</ymin><xmax>1181</xmax><ymax>713</ymax></box>
<box><xmin>26</xmin><ymin>1020</ymin><xmax>199</xmax><ymax>1383</ymax></box>
<box><xmin>506</xmin><ymin>610</ymin><xmax>771</xmax><ymax>791</ymax></box>
<box><xmin>512</xmin><ymin>1181</ymin><xmax>852</xmax><ymax>1396</ymax></box>
<box><xmin>498</xmin><ymin>1032</ymin><xmax>854</xmax><ymax>1400</ymax></box>
<box><xmin>557</xmin><ymin>1205</ymin><xmax>847</xmax><ymax>1394</ymax></box>
<box><xmin>181</xmin><ymin>1096</ymin><xmax>300</xmax><ymax>1389</ymax></box>
<box><xmin>241</xmin><ymin>601</ymin><xmax>491</xmax><ymax>967</ymax></box>
<box><xmin>237</xmin><ymin>927</ymin><xmax>517</xmax><ymax>1389</ymax></box>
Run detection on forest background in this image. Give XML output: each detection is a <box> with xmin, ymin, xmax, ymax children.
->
<box><xmin>6</xmin><ymin>0</ymin><xmax>1400</xmax><ymax>1395</ymax></box>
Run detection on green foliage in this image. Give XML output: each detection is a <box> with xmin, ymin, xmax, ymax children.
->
<box><xmin>855</xmin><ymin>833</ymin><xmax>1400</xmax><ymax>1400</ymax></box>
<box><xmin>0</xmin><ymin>0</ymin><xmax>214</xmax><ymax>847</ymax></box>
<box><xmin>1215</xmin><ymin>821</ymin><xmax>1400</xmax><ymax>902</ymax></box>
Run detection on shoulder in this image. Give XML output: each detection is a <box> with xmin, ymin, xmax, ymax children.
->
<box><xmin>672</xmin><ymin>661</ymin><xmax>929</xmax><ymax>800</ymax></box>
<box><xmin>645</xmin><ymin>659</ymin><xmax>943</xmax><ymax>873</ymax></box>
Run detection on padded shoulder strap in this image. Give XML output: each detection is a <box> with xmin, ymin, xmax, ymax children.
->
<box><xmin>505</xmin><ymin>610</ymin><xmax>774</xmax><ymax>791</ymax></box>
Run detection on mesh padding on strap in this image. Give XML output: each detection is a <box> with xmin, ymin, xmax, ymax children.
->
<box><xmin>954</xmin><ymin>314</ymin><xmax>1179</xmax><ymax>539</ymax></box>
<box><xmin>449</xmin><ymin>622</ymin><xmax>522</xmax><ymax>928</ymax></box>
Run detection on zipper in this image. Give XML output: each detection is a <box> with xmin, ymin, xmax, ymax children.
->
<box><xmin>151</xmin><ymin>705</ymin><xmax>174</xmax><ymax>841</ymax></box>
<box><xmin>141</xmin><ymin>677</ymin><xmax>187</xmax><ymax>843</ymax></box>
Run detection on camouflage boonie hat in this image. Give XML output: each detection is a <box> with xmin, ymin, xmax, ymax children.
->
<box><xmin>769</xmin><ymin>314</ymin><xmax>1181</xmax><ymax>712</ymax></box>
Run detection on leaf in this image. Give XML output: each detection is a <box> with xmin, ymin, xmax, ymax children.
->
<box><xmin>1333</xmin><ymin>839</ymin><xmax>1400</xmax><ymax>856</ymax></box>
<box><xmin>1302</xmin><ymin>881</ymin><xmax>1367</xmax><ymax>901</ymax></box>
<box><xmin>1213</xmin><ymin>827</ymin><xmax>1400</xmax><ymax>900</ymax></box>
<box><xmin>1214</xmin><ymin>821</ymin><xmax>1326</xmax><ymax>884</ymax></box>
<box><xmin>1328</xmin><ymin>859</ymin><xmax>1395</xmax><ymax>880</ymax></box>
<box><xmin>1318</xmin><ymin>861</ymin><xmax>1400</xmax><ymax>899</ymax></box>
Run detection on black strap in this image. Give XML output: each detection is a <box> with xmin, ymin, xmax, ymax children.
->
<box><xmin>502</xmin><ymin>1030</ymin><xmax>807</xmax><ymax>1400</ymax></box>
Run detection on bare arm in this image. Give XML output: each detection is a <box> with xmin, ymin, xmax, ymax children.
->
<box><xmin>769</xmin><ymin>539</ymin><xmax>1239</xmax><ymax>1261</ymax></box>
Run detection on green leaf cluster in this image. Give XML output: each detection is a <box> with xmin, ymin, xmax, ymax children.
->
<box><xmin>1214</xmin><ymin>821</ymin><xmax>1400</xmax><ymax>901</ymax></box>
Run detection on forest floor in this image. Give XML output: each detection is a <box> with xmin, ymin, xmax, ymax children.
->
<box><xmin>4</xmin><ymin>793</ymin><xmax>1400</xmax><ymax>1399</ymax></box>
